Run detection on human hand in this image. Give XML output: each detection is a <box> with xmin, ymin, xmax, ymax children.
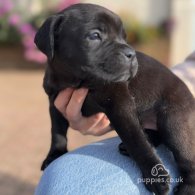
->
<box><xmin>54</xmin><ymin>88</ymin><xmax>112</xmax><ymax>136</ymax></box>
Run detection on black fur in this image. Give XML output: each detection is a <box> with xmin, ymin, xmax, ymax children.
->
<box><xmin>35</xmin><ymin>4</ymin><xmax>195</xmax><ymax>195</ymax></box>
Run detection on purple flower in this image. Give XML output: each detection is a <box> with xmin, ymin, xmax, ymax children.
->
<box><xmin>22</xmin><ymin>29</ymin><xmax>46</xmax><ymax>63</ymax></box>
<box><xmin>22</xmin><ymin>36</ymin><xmax>35</xmax><ymax>49</ymax></box>
<box><xmin>18</xmin><ymin>23</ymin><xmax>35</xmax><ymax>35</ymax></box>
<box><xmin>0</xmin><ymin>0</ymin><xmax>76</xmax><ymax>64</ymax></box>
<box><xmin>24</xmin><ymin>49</ymin><xmax>47</xmax><ymax>64</ymax></box>
<box><xmin>0</xmin><ymin>0</ymin><xmax>13</xmax><ymax>16</ymax></box>
<box><xmin>9</xmin><ymin>14</ymin><xmax>21</xmax><ymax>26</ymax></box>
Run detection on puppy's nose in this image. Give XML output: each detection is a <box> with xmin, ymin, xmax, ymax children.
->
<box><xmin>123</xmin><ymin>47</ymin><xmax>135</xmax><ymax>59</ymax></box>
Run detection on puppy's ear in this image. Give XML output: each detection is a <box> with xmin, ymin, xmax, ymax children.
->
<box><xmin>34</xmin><ymin>14</ymin><xmax>64</xmax><ymax>62</ymax></box>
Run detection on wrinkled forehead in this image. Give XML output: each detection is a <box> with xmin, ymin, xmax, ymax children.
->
<box><xmin>62</xmin><ymin>4</ymin><xmax>124</xmax><ymax>33</ymax></box>
<box><xmin>88</xmin><ymin>11</ymin><xmax>123</xmax><ymax>33</ymax></box>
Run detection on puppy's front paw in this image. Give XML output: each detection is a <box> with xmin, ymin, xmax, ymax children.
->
<box><xmin>143</xmin><ymin>165</ymin><xmax>170</xmax><ymax>195</ymax></box>
<box><xmin>41</xmin><ymin>150</ymin><xmax>67</xmax><ymax>170</ymax></box>
<box><xmin>118</xmin><ymin>142</ymin><xmax>130</xmax><ymax>156</ymax></box>
<box><xmin>41</xmin><ymin>156</ymin><xmax>56</xmax><ymax>171</ymax></box>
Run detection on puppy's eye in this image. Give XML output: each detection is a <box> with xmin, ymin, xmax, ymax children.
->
<box><xmin>88</xmin><ymin>32</ymin><xmax>101</xmax><ymax>40</ymax></box>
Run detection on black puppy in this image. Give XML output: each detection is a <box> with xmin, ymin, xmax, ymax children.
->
<box><xmin>34</xmin><ymin>3</ymin><xmax>195</xmax><ymax>195</ymax></box>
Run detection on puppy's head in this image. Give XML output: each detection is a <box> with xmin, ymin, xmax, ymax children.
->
<box><xmin>35</xmin><ymin>3</ymin><xmax>138</xmax><ymax>84</ymax></box>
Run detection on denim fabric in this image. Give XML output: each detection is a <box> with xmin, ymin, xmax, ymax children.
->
<box><xmin>35</xmin><ymin>137</ymin><xmax>180</xmax><ymax>195</ymax></box>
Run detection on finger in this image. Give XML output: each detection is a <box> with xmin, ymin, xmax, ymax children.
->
<box><xmin>85</xmin><ymin>115</ymin><xmax>112</xmax><ymax>136</ymax></box>
<box><xmin>70</xmin><ymin>112</ymin><xmax>105</xmax><ymax>131</ymax></box>
<box><xmin>54</xmin><ymin>88</ymin><xmax>74</xmax><ymax>114</ymax></box>
<box><xmin>93</xmin><ymin>115</ymin><xmax>111</xmax><ymax>131</ymax></box>
<box><xmin>76</xmin><ymin>113</ymin><xmax>111</xmax><ymax>135</ymax></box>
<box><xmin>66</xmin><ymin>88</ymin><xmax>88</xmax><ymax>122</ymax></box>
<box><xmin>80</xmin><ymin>123</ymin><xmax>112</xmax><ymax>136</ymax></box>
<box><xmin>92</xmin><ymin>125</ymin><xmax>113</xmax><ymax>136</ymax></box>
<box><xmin>81</xmin><ymin>113</ymin><xmax>106</xmax><ymax>130</ymax></box>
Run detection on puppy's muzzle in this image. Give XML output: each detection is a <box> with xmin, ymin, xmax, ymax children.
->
<box><xmin>130</xmin><ymin>55</ymin><xmax>138</xmax><ymax>77</ymax></box>
<box><xmin>122</xmin><ymin>47</ymin><xmax>135</xmax><ymax>60</ymax></box>
<box><xmin>121</xmin><ymin>46</ymin><xmax>138</xmax><ymax>79</ymax></box>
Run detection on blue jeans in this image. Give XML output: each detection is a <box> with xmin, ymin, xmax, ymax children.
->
<box><xmin>35</xmin><ymin>137</ymin><xmax>180</xmax><ymax>195</ymax></box>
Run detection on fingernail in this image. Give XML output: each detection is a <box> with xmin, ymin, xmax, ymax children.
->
<box><xmin>78</xmin><ymin>88</ymin><xmax>88</xmax><ymax>95</ymax></box>
<box><xmin>65</xmin><ymin>88</ymin><xmax>74</xmax><ymax>92</ymax></box>
<box><xmin>61</xmin><ymin>88</ymin><xmax>74</xmax><ymax>95</ymax></box>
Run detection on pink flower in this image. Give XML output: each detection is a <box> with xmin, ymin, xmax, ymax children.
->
<box><xmin>9</xmin><ymin>14</ymin><xmax>21</xmax><ymax>26</ymax></box>
<box><xmin>22</xmin><ymin>36</ymin><xmax>35</xmax><ymax>49</ymax></box>
<box><xmin>21</xmin><ymin>28</ymin><xmax>47</xmax><ymax>63</ymax></box>
<box><xmin>24</xmin><ymin>49</ymin><xmax>47</xmax><ymax>64</ymax></box>
<box><xmin>19</xmin><ymin>23</ymin><xmax>35</xmax><ymax>35</ymax></box>
<box><xmin>0</xmin><ymin>0</ymin><xmax>13</xmax><ymax>16</ymax></box>
<box><xmin>57</xmin><ymin>0</ymin><xmax>80</xmax><ymax>11</ymax></box>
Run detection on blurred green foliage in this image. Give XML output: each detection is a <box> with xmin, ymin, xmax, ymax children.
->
<box><xmin>0</xmin><ymin>19</ymin><xmax>21</xmax><ymax>45</ymax></box>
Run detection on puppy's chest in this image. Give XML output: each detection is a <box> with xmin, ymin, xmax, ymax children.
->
<box><xmin>81</xmin><ymin>87</ymin><xmax>157</xmax><ymax>119</ymax></box>
<box><xmin>81</xmin><ymin>91</ymin><xmax>106</xmax><ymax>117</ymax></box>
<box><xmin>130</xmin><ymin>88</ymin><xmax>158</xmax><ymax>113</ymax></box>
